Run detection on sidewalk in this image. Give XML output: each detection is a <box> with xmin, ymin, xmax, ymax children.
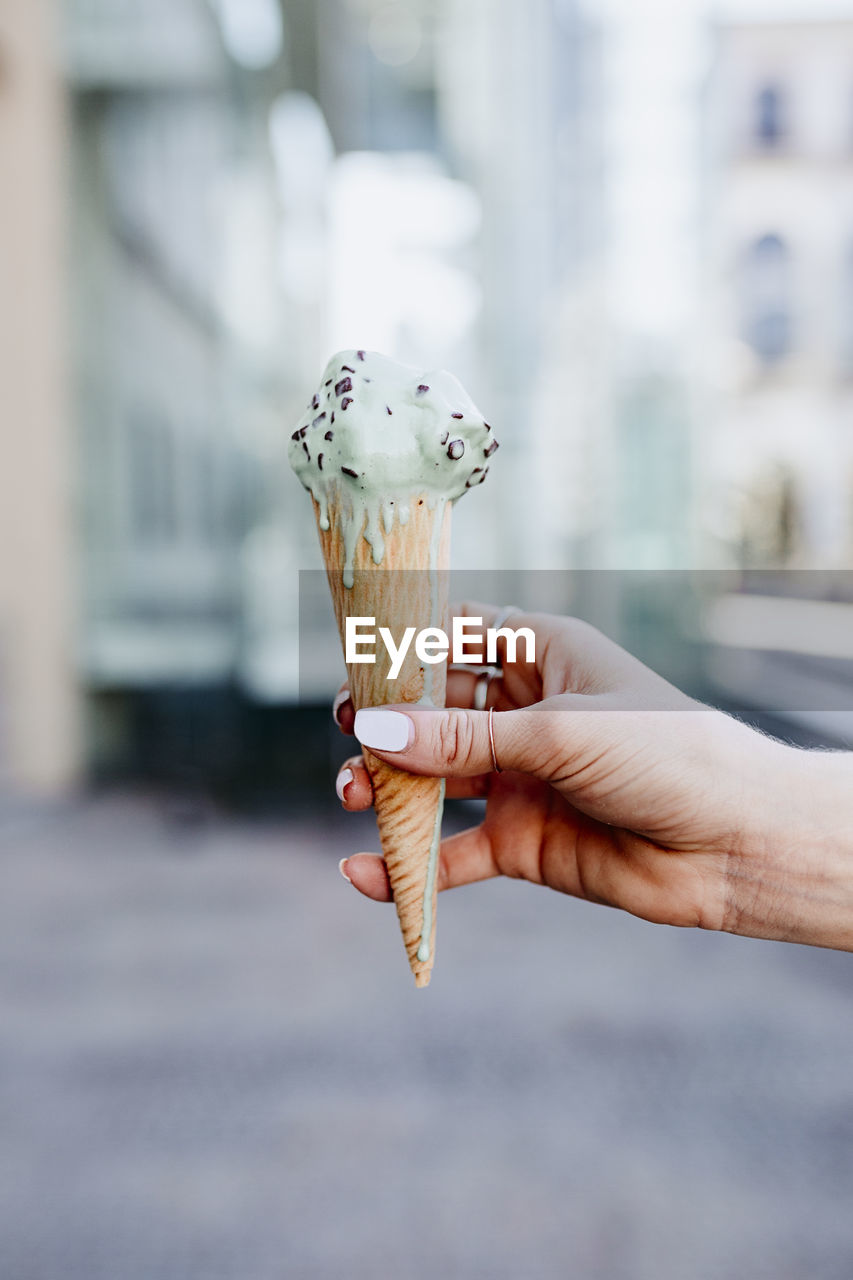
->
<box><xmin>1</xmin><ymin>790</ymin><xmax>851</xmax><ymax>1280</ymax></box>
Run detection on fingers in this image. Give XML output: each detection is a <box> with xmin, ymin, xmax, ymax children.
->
<box><xmin>333</xmin><ymin>686</ymin><xmax>355</xmax><ymax>735</ymax></box>
<box><xmin>332</xmin><ymin>665</ymin><xmax>504</xmax><ymax>739</ymax></box>
<box><xmin>339</xmin><ymin>853</ymin><xmax>392</xmax><ymax>900</ymax></box>
<box><xmin>335</xmin><ymin>756</ymin><xmax>489</xmax><ymax>811</ymax></box>
<box><xmin>353</xmin><ymin>700</ymin><xmax>574</xmax><ymax>781</ymax></box>
<box><xmin>335</xmin><ymin>757</ymin><xmax>374</xmax><ymax>811</ymax></box>
<box><xmin>340</xmin><ymin>823</ymin><xmax>499</xmax><ymax>902</ymax></box>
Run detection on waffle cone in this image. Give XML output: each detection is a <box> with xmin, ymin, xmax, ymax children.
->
<box><xmin>315</xmin><ymin>494</ymin><xmax>451</xmax><ymax>988</ymax></box>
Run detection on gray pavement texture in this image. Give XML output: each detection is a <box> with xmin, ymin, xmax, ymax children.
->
<box><xmin>1</xmin><ymin>790</ymin><xmax>853</xmax><ymax>1280</ymax></box>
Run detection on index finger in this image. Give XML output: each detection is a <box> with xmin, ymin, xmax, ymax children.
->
<box><xmin>342</xmin><ymin>824</ymin><xmax>499</xmax><ymax>902</ymax></box>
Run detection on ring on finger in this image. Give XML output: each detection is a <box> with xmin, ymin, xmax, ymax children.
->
<box><xmin>473</xmin><ymin>666</ymin><xmax>500</xmax><ymax>712</ymax></box>
<box><xmin>491</xmin><ymin>604</ymin><xmax>522</xmax><ymax>635</ymax></box>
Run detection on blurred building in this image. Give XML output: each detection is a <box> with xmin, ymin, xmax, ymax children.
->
<box><xmin>68</xmin><ymin>0</ymin><xmax>244</xmax><ymax>696</ymax></box>
<box><xmin>437</xmin><ymin>0</ymin><xmax>605</xmax><ymax>571</ymax></box>
<box><xmin>703</xmin><ymin>18</ymin><xmax>853</xmax><ymax>569</ymax></box>
<box><xmin>0</xmin><ymin>0</ymin><xmax>636</xmax><ymax>791</ymax></box>
<box><xmin>61</xmin><ymin>0</ymin><xmax>338</xmax><ymax>772</ymax></box>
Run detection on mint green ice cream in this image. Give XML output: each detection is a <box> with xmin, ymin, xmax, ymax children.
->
<box><xmin>288</xmin><ymin>349</ymin><xmax>497</xmax><ymax>587</ymax></box>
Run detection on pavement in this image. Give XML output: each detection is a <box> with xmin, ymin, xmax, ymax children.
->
<box><xmin>1</xmin><ymin>789</ymin><xmax>853</xmax><ymax>1280</ymax></box>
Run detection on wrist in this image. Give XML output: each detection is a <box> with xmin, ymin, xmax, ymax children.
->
<box><xmin>723</xmin><ymin>739</ymin><xmax>853</xmax><ymax>950</ymax></box>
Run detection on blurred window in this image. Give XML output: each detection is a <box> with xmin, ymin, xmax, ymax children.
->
<box><xmin>742</xmin><ymin>233</ymin><xmax>792</xmax><ymax>363</ymax></box>
<box><xmin>755</xmin><ymin>84</ymin><xmax>786</xmax><ymax>148</ymax></box>
<box><xmin>129</xmin><ymin>411</ymin><xmax>177</xmax><ymax>544</ymax></box>
<box><xmin>197</xmin><ymin>440</ymin><xmax>221</xmax><ymax>545</ymax></box>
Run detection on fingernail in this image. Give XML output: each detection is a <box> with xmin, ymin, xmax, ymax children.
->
<box><xmin>338</xmin><ymin>858</ymin><xmax>352</xmax><ymax>883</ymax></box>
<box><xmin>335</xmin><ymin>767</ymin><xmax>354</xmax><ymax>803</ymax></box>
<box><xmin>354</xmin><ymin>708</ymin><xmax>412</xmax><ymax>753</ymax></box>
<box><xmin>332</xmin><ymin>690</ymin><xmax>350</xmax><ymax>726</ymax></box>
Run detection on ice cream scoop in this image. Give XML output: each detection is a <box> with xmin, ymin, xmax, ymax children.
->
<box><xmin>288</xmin><ymin>349</ymin><xmax>497</xmax><ymax>587</ymax></box>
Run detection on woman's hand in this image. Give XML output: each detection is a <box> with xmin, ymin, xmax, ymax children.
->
<box><xmin>334</xmin><ymin>603</ymin><xmax>853</xmax><ymax>950</ymax></box>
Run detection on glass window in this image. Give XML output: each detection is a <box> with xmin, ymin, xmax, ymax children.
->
<box><xmin>755</xmin><ymin>84</ymin><xmax>785</xmax><ymax>147</ymax></box>
<box><xmin>128</xmin><ymin>409</ymin><xmax>177</xmax><ymax>544</ymax></box>
<box><xmin>742</xmin><ymin>233</ymin><xmax>792</xmax><ymax>363</ymax></box>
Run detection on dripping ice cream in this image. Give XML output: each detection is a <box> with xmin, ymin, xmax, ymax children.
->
<box><xmin>288</xmin><ymin>349</ymin><xmax>498</xmax><ymax>587</ymax></box>
<box><xmin>288</xmin><ymin>349</ymin><xmax>498</xmax><ymax>987</ymax></box>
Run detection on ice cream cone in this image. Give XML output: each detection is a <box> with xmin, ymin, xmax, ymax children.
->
<box><xmin>290</xmin><ymin>348</ymin><xmax>498</xmax><ymax>986</ymax></box>
<box><xmin>315</xmin><ymin>492</ymin><xmax>450</xmax><ymax>988</ymax></box>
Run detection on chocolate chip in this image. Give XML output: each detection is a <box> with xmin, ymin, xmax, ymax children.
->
<box><xmin>341</xmin><ymin>364</ymin><xmax>355</xmax><ymax>373</ymax></box>
<box><xmin>318</xmin><ymin>453</ymin><xmax>324</xmax><ymax>470</ymax></box>
<box><xmin>451</xmin><ymin>412</ymin><xmax>464</xmax><ymax>420</ymax></box>
<box><xmin>313</xmin><ymin>412</ymin><xmax>327</xmax><ymax>427</ymax></box>
<box><xmin>417</xmin><ymin>384</ymin><xmax>429</xmax><ymax>394</ymax></box>
<box><xmin>447</xmin><ymin>439</ymin><xmax>465</xmax><ymax>460</ymax></box>
<box><xmin>364</xmin><ymin>377</ymin><xmax>372</xmax><ymax>383</ymax></box>
<box><xmin>302</xmin><ymin>442</ymin><xmax>310</xmax><ymax>459</ymax></box>
<box><xmin>325</xmin><ymin>380</ymin><xmax>332</xmax><ymax>387</ymax></box>
<box><xmin>386</xmin><ymin>406</ymin><xmax>392</xmax><ymax>415</ymax></box>
<box><xmin>335</xmin><ymin>376</ymin><xmax>353</xmax><ymax>396</ymax></box>
<box><xmin>291</xmin><ymin>431</ymin><xmax>300</xmax><ymax>441</ymax></box>
<box><xmin>341</xmin><ymin>466</ymin><xmax>359</xmax><ymax>478</ymax></box>
<box><xmin>331</xmin><ymin>412</ymin><xmax>335</xmax><ymax>424</ymax></box>
<box><xmin>341</xmin><ymin>397</ymin><xmax>353</xmax><ymax>410</ymax></box>
<box><xmin>439</xmin><ymin>431</ymin><xmax>449</xmax><ymax>446</ymax></box>
<box><xmin>484</xmin><ymin>438</ymin><xmax>499</xmax><ymax>457</ymax></box>
<box><xmin>484</xmin><ymin>422</ymin><xmax>492</xmax><ymax>432</ymax></box>
<box><xmin>324</xmin><ymin>430</ymin><xmax>334</xmax><ymax>441</ymax></box>
<box><xmin>299</xmin><ymin>426</ymin><xmax>308</xmax><ymax>438</ymax></box>
<box><xmin>357</xmin><ymin>350</ymin><xmax>365</xmax><ymax>361</ymax></box>
<box><xmin>311</xmin><ymin>393</ymin><xmax>320</xmax><ymax>410</ymax></box>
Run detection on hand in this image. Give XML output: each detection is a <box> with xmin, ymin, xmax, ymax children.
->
<box><xmin>334</xmin><ymin>603</ymin><xmax>853</xmax><ymax>950</ymax></box>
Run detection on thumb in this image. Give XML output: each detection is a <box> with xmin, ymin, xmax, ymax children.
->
<box><xmin>352</xmin><ymin>701</ymin><xmax>572</xmax><ymax>779</ymax></box>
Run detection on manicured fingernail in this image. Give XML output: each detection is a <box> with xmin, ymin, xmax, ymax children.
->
<box><xmin>338</xmin><ymin>858</ymin><xmax>352</xmax><ymax>883</ymax></box>
<box><xmin>354</xmin><ymin>708</ymin><xmax>412</xmax><ymax>752</ymax></box>
<box><xmin>335</xmin><ymin>767</ymin><xmax>354</xmax><ymax>803</ymax></box>
<box><xmin>332</xmin><ymin>690</ymin><xmax>351</xmax><ymax>726</ymax></box>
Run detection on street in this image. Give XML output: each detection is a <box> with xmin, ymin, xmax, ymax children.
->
<box><xmin>1</xmin><ymin>790</ymin><xmax>852</xmax><ymax>1279</ymax></box>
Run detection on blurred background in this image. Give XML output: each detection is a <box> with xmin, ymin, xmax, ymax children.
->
<box><xmin>2</xmin><ymin>1</ymin><xmax>853</xmax><ymax>1277</ymax></box>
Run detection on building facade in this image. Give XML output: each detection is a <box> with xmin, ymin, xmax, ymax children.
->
<box><xmin>703</xmin><ymin>19</ymin><xmax>853</xmax><ymax>569</ymax></box>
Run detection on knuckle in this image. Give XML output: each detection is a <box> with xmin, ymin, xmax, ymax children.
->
<box><xmin>561</xmin><ymin>616</ymin><xmax>601</xmax><ymax>647</ymax></box>
<box><xmin>524</xmin><ymin>711</ymin><xmax>568</xmax><ymax>781</ymax></box>
<box><xmin>499</xmin><ymin>846</ymin><xmax>528</xmax><ymax>882</ymax></box>
<box><xmin>437</xmin><ymin>708</ymin><xmax>476</xmax><ymax>769</ymax></box>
